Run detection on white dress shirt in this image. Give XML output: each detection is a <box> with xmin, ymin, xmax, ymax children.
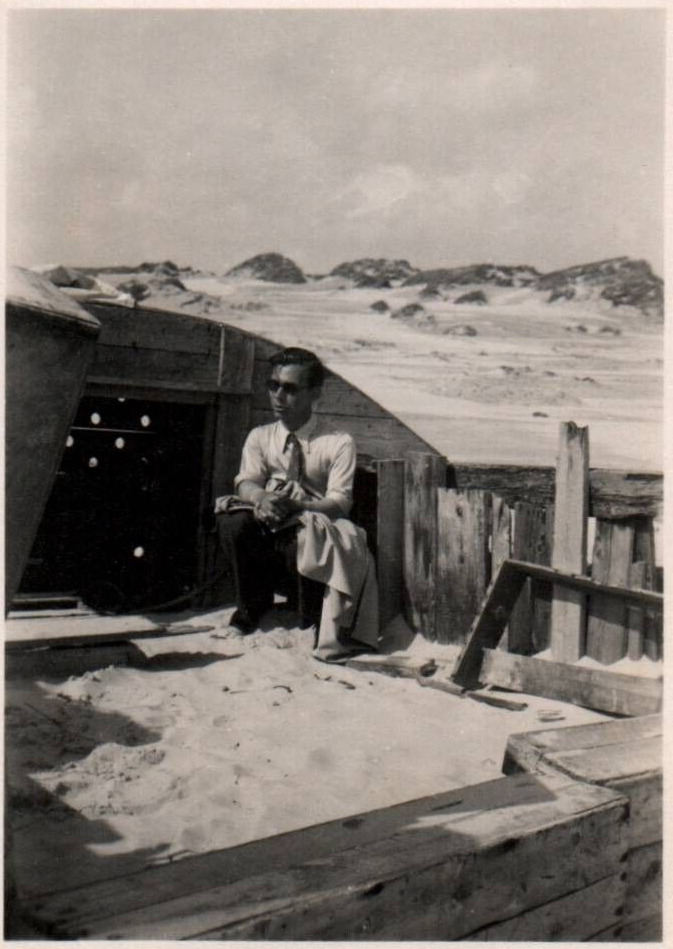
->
<box><xmin>234</xmin><ymin>415</ymin><xmax>356</xmax><ymax>516</ymax></box>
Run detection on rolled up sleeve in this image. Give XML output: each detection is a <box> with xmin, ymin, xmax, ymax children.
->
<box><xmin>233</xmin><ymin>429</ymin><xmax>269</xmax><ymax>491</ymax></box>
<box><xmin>324</xmin><ymin>434</ymin><xmax>356</xmax><ymax>516</ymax></box>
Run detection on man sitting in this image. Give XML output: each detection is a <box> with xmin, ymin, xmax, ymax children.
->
<box><xmin>215</xmin><ymin>347</ymin><xmax>380</xmax><ymax>662</ymax></box>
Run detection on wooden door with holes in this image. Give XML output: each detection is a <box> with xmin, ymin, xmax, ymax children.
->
<box><xmin>19</xmin><ymin>394</ymin><xmax>206</xmax><ymax>613</ymax></box>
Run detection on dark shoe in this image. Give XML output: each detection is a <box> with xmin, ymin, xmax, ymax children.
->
<box><xmin>228</xmin><ymin>609</ymin><xmax>260</xmax><ymax>635</ymax></box>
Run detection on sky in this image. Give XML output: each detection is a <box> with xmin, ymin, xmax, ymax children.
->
<box><xmin>6</xmin><ymin>6</ymin><xmax>665</xmax><ymax>276</ymax></box>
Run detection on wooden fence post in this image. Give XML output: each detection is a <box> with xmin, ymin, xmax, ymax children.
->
<box><xmin>403</xmin><ymin>453</ymin><xmax>447</xmax><ymax>639</ymax></box>
<box><xmin>435</xmin><ymin>489</ymin><xmax>492</xmax><ymax>644</ymax></box>
<box><xmin>550</xmin><ymin>423</ymin><xmax>590</xmax><ymax>662</ymax></box>
<box><xmin>375</xmin><ymin>459</ymin><xmax>405</xmax><ymax>631</ymax></box>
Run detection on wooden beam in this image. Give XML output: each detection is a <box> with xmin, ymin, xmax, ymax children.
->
<box><xmin>451</xmin><ymin>560</ymin><xmax>526</xmax><ymax>689</ymax></box>
<box><xmin>585</xmin><ymin>519</ymin><xmax>634</xmax><ymax>664</ymax></box>
<box><xmin>374</xmin><ymin>459</ymin><xmax>405</xmax><ymax>629</ymax></box>
<box><xmin>480</xmin><ymin>649</ymin><xmax>662</xmax><ymax>717</ymax></box>
<box><xmin>505</xmin><ymin>560</ymin><xmax>662</xmax><ymax>606</ymax></box>
<box><xmin>435</xmin><ymin>489</ymin><xmax>491</xmax><ymax>644</ymax></box>
<box><xmin>550</xmin><ymin>422</ymin><xmax>590</xmax><ymax>662</ymax></box>
<box><xmin>403</xmin><ymin>453</ymin><xmax>447</xmax><ymax>638</ymax></box>
<box><xmin>446</xmin><ymin>462</ymin><xmax>662</xmax><ymax>520</ymax></box>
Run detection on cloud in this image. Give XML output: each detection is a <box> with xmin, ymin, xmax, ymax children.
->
<box><xmin>333</xmin><ymin>163</ymin><xmax>424</xmax><ymax>219</ymax></box>
<box><xmin>367</xmin><ymin>60</ymin><xmax>538</xmax><ymax>115</ymax></box>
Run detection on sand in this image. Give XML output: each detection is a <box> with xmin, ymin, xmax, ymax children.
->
<box><xmin>7</xmin><ymin>606</ymin><xmax>616</xmax><ymax>901</ymax></box>
<box><xmin>180</xmin><ymin>276</ymin><xmax>663</xmax><ymax>472</ymax></box>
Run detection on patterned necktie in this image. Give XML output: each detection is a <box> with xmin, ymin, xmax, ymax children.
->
<box><xmin>285</xmin><ymin>432</ymin><xmax>305</xmax><ymax>484</ymax></box>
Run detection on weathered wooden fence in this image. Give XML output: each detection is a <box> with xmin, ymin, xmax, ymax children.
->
<box><xmin>370</xmin><ymin>422</ymin><xmax>663</xmax><ymax>663</ymax></box>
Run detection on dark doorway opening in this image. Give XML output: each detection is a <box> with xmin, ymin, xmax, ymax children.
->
<box><xmin>19</xmin><ymin>394</ymin><xmax>206</xmax><ymax>613</ymax></box>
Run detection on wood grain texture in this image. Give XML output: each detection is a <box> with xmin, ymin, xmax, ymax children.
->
<box><xmin>508</xmin><ymin>502</ymin><xmax>554</xmax><ymax>655</ymax></box>
<box><xmin>585</xmin><ymin>519</ymin><xmax>634</xmax><ymax>663</ymax></box>
<box><xmin>435</xmin><ymin>489</ymin><xmax>492</xmax><ymax>644</ymax></box>
<box><xmin>31</xmin><ymin>773</ymin><xmax>627</xmax><ymax>941</ymax></box>
<box><xmin>403</xmin><ymin>453</ymin><xmax>447</xmax><ymax>638</ymax></box>
<box><xmin>375</xmin><ymin>459</ymin><xmax>405</xmax><ymax>630</ymax></box>
<box><xmin>550</xmin><ymin>422</ymin><xmax>590</xmax><ymax>662</ymax></box>
<box><xmin>591</xmin><ymin>911</ymin><xmax>662</xmax><ymax>942</ymax></box>
<box><xmin>623</xmin><ymin>842</ymin><xmax>662</xmax><ymax>924</ymax></box>
<box><xmin>464</xmin><ymin>874</ymin><xmax>625</xmax><ymax>942</ymax></box>
<box><xmin>481</xmin><ymin>648</ymin><xmax>662</xmax><ymax>717</ymax></box>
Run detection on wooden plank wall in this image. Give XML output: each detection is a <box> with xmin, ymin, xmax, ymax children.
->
<box><xmin>402</xmin><ymin>451</ymin><xmax>662</xmax><ymax>659</ymax></box>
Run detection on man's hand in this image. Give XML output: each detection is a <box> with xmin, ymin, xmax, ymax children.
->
<box><xmin>254</xmin><ymin>484</ymin><xmax>300</xmax><ymax>527</ymax></box>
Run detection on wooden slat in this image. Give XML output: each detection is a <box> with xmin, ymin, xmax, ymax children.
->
<box><xmin>451</xmin><ymin>560</ymin><xmax>526</xmax><ymax>688</ymax></box>
<box><xmin>504</xmin><ymin>560</ymin><xmax>663</xmax><ymax>606</ymax></box>
<box><xmin>4</xmin><ymin>614</ymin><xmax>211</xmax><ymax>650</ymax></box>
<box><xmin>344</xmin><ymin>654</ymin><xmax>438</xmax><ymax>679</ymax></box>
<box><xmin>626</xmin><ymin>562</ymin><xmax>647</xmax><ymax>660</ymax></box>
<box><xmin>220</xmin><ymin>330</ymin><xmax>254</xmax><ymax>393</ymax></box>
<box><xmin>31</xmin><ymin>773</ymin><xmax>627</xmax><ymax>941</ymax></box>
<box><xmin>481</xmin><ymin>648</ymin><xmax>662</xmax><ymax>717</ymax></box>
<box><xmin>447</xmin><ymin>463</ymin><xmax>663</xmax><ymax>520</ymax></box>
<box><xmin>375</xmin><ymin>459</ymin><xmax>405</xmax><ymax>630</ymax></box>
<box><xmin>611</xmin><ymin>773</ymin><xmax>663</xmax><ymax>849</ymax></box>
<box><xmin>586</xmin><ymin>519</ymin><xmax>634</xmax><ymax>663</ymax></box>
<box><xmin>211</xmin><ymin>395</ymin><xmax>251</xmax><ymax>497</ymax></box>
<box><xmin>464</xmin><ymin>874</ymin><xmax>625</xmax><ymax>942</ymax></box>
<box><xmin>623</xmin><ymin>842</ymin><xmax>662</xmax><ymax>925</ymax></box>
<box><xmin>88</xmin><ymin>344</ymin><xmax>221</xmax><ymax>391</ymax></box>
<box><xmin>435</xmin><ymin>489</ymin><xmax>491</xmax><ymax>644</ymax></box>
<box><xmin>503</xmin><ymin>714</ymin><xmax>663</xmax><ymax>777</ymax></box>
<box><xmin>491</xmin><ymin>496</ymin><xmax>512</xmax><ymax>650</ymax></box>
<box><xmin>84</xmin><ymin>302</ymin><xmax>222</xmax><ymax>354</ymax></box>
<box><xmin>508</xmin><ymin>502</ymin><xmax>554</xmax><ymax>655</ymax></box>
<box><xmin>544</xmin><ymin>737</ymin><xmax>661</xmax><ymax>786</ymax></box>
<box><xmin>550</xmin><ymin>422</ymin><xmax>590</xmax><ymax>662</ymax></box>
<box><xmin>632</xmin><ymin>518</ymin><xmax>662</xmax><ymax>661</ymax></box>
<box><xmin>403</xmin><ymin>453</ymin><xmax>447</xmax><ymax>638</ymax></box>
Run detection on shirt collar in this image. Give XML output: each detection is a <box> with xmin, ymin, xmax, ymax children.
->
<box><xmin>278</xmin><ymin>414</ymin><xmax>317</xmax><ymax>452</ymax></box>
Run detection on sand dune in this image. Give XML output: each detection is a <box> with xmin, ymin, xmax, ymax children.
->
<box><xmin>177</xmin><ymin>275</ymin><xmax>662</xmax><ymax>471</ymax></box>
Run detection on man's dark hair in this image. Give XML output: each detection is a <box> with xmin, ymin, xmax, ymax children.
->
<box><xmin>270</xmin><ymin>347</ymin><xmax>325</xmax><ymax>389</ymax></box>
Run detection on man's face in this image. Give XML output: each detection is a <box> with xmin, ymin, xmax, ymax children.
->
<box><xmin>268</xmin><ymin>364</ymin><xmax>318</xmax><ymax>431</ymax></box>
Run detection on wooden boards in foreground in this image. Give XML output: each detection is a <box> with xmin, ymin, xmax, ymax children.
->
<box><xmin>481</xmin><ymin>648</ymin><xmax>662</xmax><ymax>717</ymax></box>
<box><xmin>4</xmin><ymin>614</ymin><xmax>213</xmax><ymax>651</ymax></box>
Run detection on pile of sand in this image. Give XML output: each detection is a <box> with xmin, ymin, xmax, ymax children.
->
<box><xmin>7</xmin><ymin>608</ymin><xmax>613</xmax><ymax>900</ymax></box>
